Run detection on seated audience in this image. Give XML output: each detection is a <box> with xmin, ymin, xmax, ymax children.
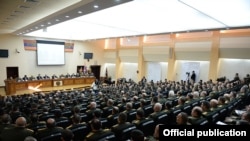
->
<box><xmin>0</xmin><ymin>117</ymin><xmax>34</xmax><ymax>141</ymax></box>
<box><xmin>85</xmin><ymin>119</ymin><xmax>114</xmax><ymax>141</ymax></box>
<box><xmin>176</xmin><ymin>112</ymin><xmax>190</xmax><ymax>125</ymax></box>
<box><xmin>0</xmin><ymin>114</ymin><xmax>15</xmax><ymax>133</ymax></box>
<box><xmin>36</xmin><ymin>118</ymin><xmax>64</xmax><ymax>140</ymax></box>
<box><xmin>111</xmin><ymin>112</ymin><xmax>133</xmax><ymax>140</ymax></box>
<box><xmin>130</xmin><ymin>129</ymin><xmax>145</xmax><ymax>141</ymax></box>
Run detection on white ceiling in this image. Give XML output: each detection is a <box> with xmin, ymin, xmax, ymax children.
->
<box><xmin>1</xmin><ymin>0</ymin><xmax>250</xmax><ymax>41</ymax></box>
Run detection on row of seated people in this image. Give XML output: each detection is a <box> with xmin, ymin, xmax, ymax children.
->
<box><xmin>15</xmin><ymin>72</ymin><xmax>94</xmax><ymax>82</ymax></box>
<box><xmin>2</xmin><ymin>100</ymin><xmax>249</xmax><ymax>141</ymax></box>
<box><xmin>1</xmin><ymin>81</ymin><xmax>249</xmax><ymax>125</ymax></box>
<box><xmin>0</xmin><ymin>110</ymin><xmax>151</xmax><ymax>141</ymax></box>
<box><xmin>0</xmin><ymin>78</ymin><xmax>249</xmax><ymax>140</ymax></box>
<box><xmin>1</xmin><ymin>93</ymin><xmax>249</xmax><ymax>141</ymax></box>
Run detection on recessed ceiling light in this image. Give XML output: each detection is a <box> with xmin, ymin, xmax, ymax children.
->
<box><xmin>47</xmin><ymin>22</ymin><xmax>51</xmax><ymax>25</ymax></box>
<box><xmin>78</xmin><ymin>11</ymin><xmax>82</xmax><ymax>14</ymax></box>
<box><xmin>55</xmin><ymin>19</ymin><xmax>60</xmax><ymax>22</ymax></box>
<box><xmin>93</xmin><ymin>5</ymin><xmax>99</xmax><ymax>8</ymax></box>
<box><xmin>65</xmin><ymin>15</ymin><xmax>70</xmax><ymax>18</ymax></box>
<box><xmin>40</xmin><ymin>24</ymin><xmax>44</xmax><ymax>27</ymax></box>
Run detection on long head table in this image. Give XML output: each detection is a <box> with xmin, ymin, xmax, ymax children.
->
<box><xmin>4</xmin><ymin>77</ymin><xmax>95</xmax><ymax>95</ymax></box>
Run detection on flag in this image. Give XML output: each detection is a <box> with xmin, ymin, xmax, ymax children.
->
<box><xmin>64</xmin><ymin>42</ymin><xmax>74</xmax><ymax>52</ymax></box>
<box><xmin>84</xmin><ymin>66</ymin><xmax>87</xmax><ymax>74</ymax></box>
<box><xmin>105</xmin><ymin>68</ymin><xmax>108</xmax><ymax>78</ymax></box>
<box><xmin>23</xmin><ymin>39</ymin><xmax>37</xmax><ymax>50</ymax></box>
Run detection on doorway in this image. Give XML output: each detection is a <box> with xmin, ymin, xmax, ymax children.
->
<box><xmin>90</xmin><ymin>65</ymin><xmax>101</xmax><ymax>80</ymax></box>
<box><xmin>6</xmin><ymin>67</ymin><xmax>19</xmax><ymax>79</ymax></box>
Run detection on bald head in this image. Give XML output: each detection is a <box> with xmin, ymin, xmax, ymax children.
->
<box><xmin>15</xmin><ymin>117</ymin><xmax>27</xmax><ymax>127</ymax></box>
<box><xmin>90</xmin><ymin>102</ymin><xmax>97</xmax><ymax>109</ymax></box>
<box><xmin>154</xmin><ymin>103</ymin><xmax>162</xmax><ymax>112</ymax></box>
<box><xmin>46</xmin><ymin>118</ymin><xmax>56</xmax><ymax>128</ymax></box>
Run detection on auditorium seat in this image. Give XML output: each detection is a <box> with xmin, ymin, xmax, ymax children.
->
<box><xmin>136</xmin><ymin>118</ymin><xmax>155</xmax><ymax>137</ymax></box>
<box><xmin>69</xmin><ymin>124</ymin><xmax>89</xmax><ymax>141</ymax></box>
<box><xmin>55</xmin><ymin>119</ymin><xmax>71</xmax><ymax>129</ymax></box>
<box><xmin>152</xmin><ymin>112</ymin><xmax>169</xmax><ymax>125</ymax></box>
<box><xmin>40</xmin><ymin>132</ymin><xmax>62</xmax><ymax>141</ymax></box>
<box><xmin>94</xmin><ymin>131</ymin><xmax>116</xmax><ymax>141</ymax></box>
<box><xmin>113</xmin><ymin>124</ymin><xmax>137</xmax><ymax>141</ymax></box>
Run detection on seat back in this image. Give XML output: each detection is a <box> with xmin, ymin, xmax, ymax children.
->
<box><xmin>40</xmin><ymin>132</ymin><xmax>62</xmax><ymax>141</ymax></box>
<box><xmin>170</xmin><ymin>109</ymin><xmax>182</xmax><ymax>124</ymax></box>
<box><xmin>97</xmin><ymin>131</ymin><xmax>116</xmax><ymax>141</ymax></box>
<box><xmin>70</xmin><ymin>125</ymin><xmax>88</xmax><ymax>141</ymax></box>
<box><xmin>137</xmin><ymin>119</ymin><xmax>155</xmax><ymax>137</ymax></box>
<box><xmin>182</xmin><ymin>105</ymin><xmax>192</xmax><ymax>115</ymax></box>
<box><xmin>154</xmin><ymin>112</ymin><xmax>168</xmax><ymax>125</ymax></box>
<box><xmin>56</xmin><ymin>119</ymin><xmax>70</xmax><ymax>129</ymax></box>
<box><xmin>100</xmin><ymin>118</ymin><xmax>109</xmax><ymax>129</ymax></box>
<box><xmin>114</xmin><ymin>124</ymin><xmax>137</xmax><ymax>141</ymax></box>
<box><xmin>199</xmin><ymin>119</ymin><xmax>209</xmax><ymax>125</ymax></box>
<box><xmin>127</xmin><ymin>111</ymin><xmax>137</xmax><ymax>123</ymax></box>
<box><xmin>120</xmin><ymin>125</ymin><xmax>136</xmax><ymax>141</ymax></box>
<box><xmin>143</xmin><ymin>105</ymin><xmax>153</xmax><ymax>117</ymax></box>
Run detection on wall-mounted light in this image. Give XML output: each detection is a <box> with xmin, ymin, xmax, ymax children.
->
<box><xmin>15</xmin><ymin>49</ymin><xmax>20</xmax><ymax>53</ymax></box>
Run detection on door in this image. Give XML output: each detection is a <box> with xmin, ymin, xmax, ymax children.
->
<box><xmin>6</xmin><ymin>67</ymin><xmax>19</xmax><ymax>79</ymax></box>
<box><xmin>90</xmin><ymin>65</ymin><xmax>101</xmax><ymax>80</ymax></box>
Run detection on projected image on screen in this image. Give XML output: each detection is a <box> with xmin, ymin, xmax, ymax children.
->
<box><xmin>37</xmin><ymin>40</ymin><xmax>65</xmax><ymax>65</ymax></box>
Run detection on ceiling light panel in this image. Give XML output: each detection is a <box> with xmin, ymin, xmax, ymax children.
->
<box><xmin>180</xmin><ymin>0</ymin><xmax>250</xmax><ymax>27</ymax></box>
<box><xmin>25</xmin><ymin>0</ymin><xmax>250</xmax><ymax>40</ymax></box>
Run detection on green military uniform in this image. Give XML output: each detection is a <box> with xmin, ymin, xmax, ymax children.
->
<box><xmin>0</xmin><ymin>126</ymin><xmax>34</xmax><ymax>141</ymax></box>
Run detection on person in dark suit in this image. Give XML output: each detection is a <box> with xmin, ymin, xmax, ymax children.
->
<box><xmin>130</xmin><ymin>129</ymin><xmax>145</xmax><ymax>141</ymax></box>
<box><xmin>26</xmin><ymin>113</ymin><xmax>46</xmax><ymax>134</ymax></box>
<box><xmin>111</xmin><ymin>112</ymin><xmax>133</xmax><ymax>140</ymax></box>
<box><xmin>102</xmin><ymin>99</ymin><xmax>114</xmax><ymax>118</ymax></box>
<box><xmin>61</xmin><ymin>129</ymin><xmax>74</xmax><ymax>141</ymax></box>
<box><xmin>23</xmin><ymin>75</ymin><xmax>29</xmax><ymax>81</ymax></box>
<box><xmin>123</xmin><ymin>102</ymin><xmax>137</xmax><ymax>122</ymax></box>
<box><xmin>190</xmin><ymin>70</ymin><xmax>196</xmax><ymax>83</ymax></box>
<box><xmin>176</xmin><ymin>112</ymin><xmax>190</xmax><ymax>125</ymax></box>
<box><xmin>148</xmin><ymin>102</ymin><xmax>162</xmax><ymax>119</ymax></box>
<box><xmin>52</xmin><ymin>74</ymin><xmax>58</xmax><ymax>79</ymax></box>
<box><xmin>0</xmin><ymin>116</ymin><xmax>34</xmax><ymax>141</ymax></box>
<box><xmin>36</xmin><ymin>74</ymin><xmax>43</xmax><ymax>80</ymax></box>
<box><xmin>107</xmin><ymin>106</ymin><xmax>120</xmax><ymax>128</ymax></box>
<box><xmin>67</xmin><ymin>114</ymin><xmax>88</xmax><ymax>141</ymax></box>
<box><xmin>132</xmin><ymin>109</ymin><xmax>146</xmax><ymax>127</ymax></box>
<box><xmin>35</xmin><ymin>118</ymin><xmax>64</xmax><ymax>140</ymax></box>
<box><xmin>187</xmin><ymin>106</ymin><xmax>203</xmax><ymax>125</ymax></box>
<box><xmin>43</xmin><ymin>74</ymin><xmax>50</xmax><ymax>79</ymax></box>
<box><xmin>65</xmin><ymin>73</ymin><xmax>71</xmax><ymax>78</ymax></box>
<box><xmin>0</xmin><ymin>114</ymin><xmax>15</xmax><ymax>134</ymax></box>
<box><xmin>84</xmin><ymin>119</ymin><xmax>114</xmax><ymax>141</ymax></box>
<box><xmin>86</xmin><ymin>102</ymin><xmax>102</xmax><ymax>121</ymax></box>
